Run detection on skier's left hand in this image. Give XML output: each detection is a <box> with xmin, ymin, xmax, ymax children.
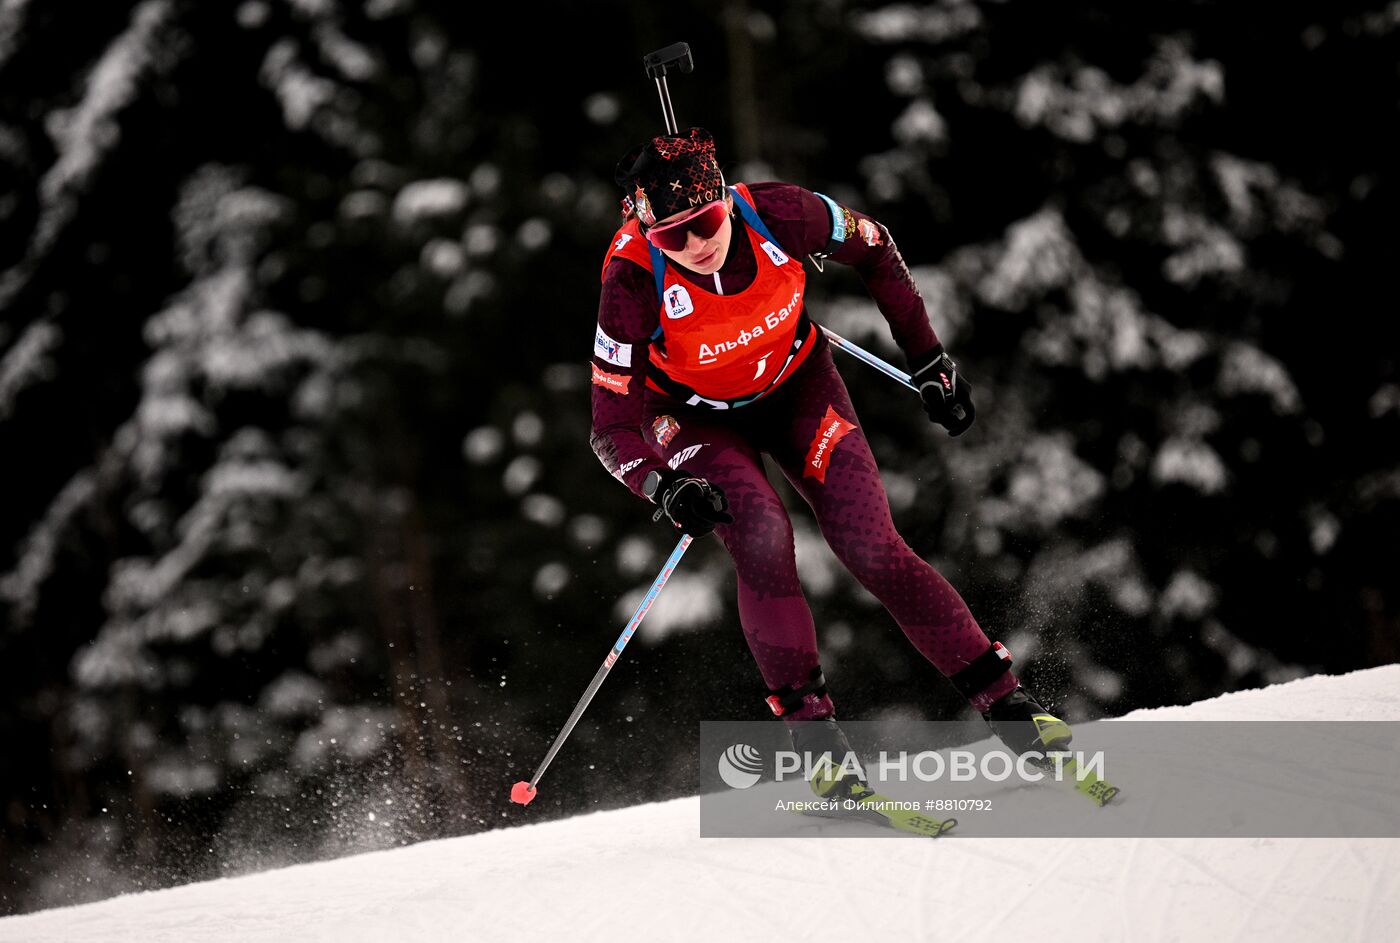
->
<box><xmin>911</xmin><ymin>344</ymin><xmax>975</xmax><ymax>436</ymax></box>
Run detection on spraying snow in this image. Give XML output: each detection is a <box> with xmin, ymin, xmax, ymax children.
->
<box><xmin>3</xmin><ymin>665</ymin><xmax>1398</xmax><ymax>943</ymax></box>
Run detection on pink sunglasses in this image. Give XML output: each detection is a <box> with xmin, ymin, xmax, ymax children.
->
<box><xmin>644</xmin><ymin>200</ymin><xmax>729</xmax><ymax>251</ymax></box>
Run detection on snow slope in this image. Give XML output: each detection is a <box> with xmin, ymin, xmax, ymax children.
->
<box><xmin>4</xmin><ymin>666</ymin><xmax>1399</xmax><ymax>943</ymax></box>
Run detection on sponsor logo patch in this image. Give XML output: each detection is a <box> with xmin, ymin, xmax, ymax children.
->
<box><xmin>634</xmin><ymin>187</ymin><xmax>655</xmax><ymax>226</ymax></box>
<box><xmin>803</xmin><ymin>405</ymin><xmax>857</xmax><ymax>483</ymax></box>
<box><xmin>697</xmin><ymin>289</ymin><xmax>803</xmax><ymax>365</ymax></box>
<box><xmin>652</xmin><ymin>415</ymin><xmax>681</xmax><ymax>447</ymax></box>
<box><xmin>841</xmin><ymin>207</ymin><xmax>858</xmax><ymax>242</ymax></box>
<box><xmin>759</xmin><ymin>241</ymin><xmax>790</xmax><ymax>267</ymax></box>
<box><xmin>858</xmin><ymin>218</ymin><xmax>883</xmax><ymax>247</ymax></box>
<box><xmin>667</xmin><ymin>443</ymin><xmax>706</xmax><ymax>470</ymax></box>
<box><xmin>615</xmin><ymin>457</ymin><xmax>644</xmax><ymax>480</ymax></box>
<box><xmin>591</xmin><ymin>363</ymin><xmax>631</xmax><ymax>394</ymax></box>
<box><xmin>613</xmin><ymin>232</ymin><xmax>634</xmax><ymax>252</ymax></box>
<box><xmin>664</xmin><ymin>284</ymin><xmax>695</xmax><ymax>319</ymax></box>
<box><xmin>594</xmin><ymin>324</ymin><xmax>632</xmax><ymax>367</ymax></box>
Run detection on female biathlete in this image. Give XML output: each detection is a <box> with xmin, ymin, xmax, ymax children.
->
<box><xmin>589</xmin><ymin>127</ymin><xmax>1069</xmax><ymax>807</ymax></box>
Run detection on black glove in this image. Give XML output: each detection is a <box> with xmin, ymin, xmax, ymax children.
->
<box><xmin>644</xmin><ymin>468</ymin><xmax>734</xmax><ymax>538</ymax></box>
<box><xmin>911</xmin><ymin>344</ymin><xmax>976</xmax><ymax>437</ymax></box>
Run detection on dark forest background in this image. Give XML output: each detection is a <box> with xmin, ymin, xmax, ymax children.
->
<box><xmin>2</xmin><ymin>0</ymin><xmax>1397</xmax><ymax>915</ymax></box>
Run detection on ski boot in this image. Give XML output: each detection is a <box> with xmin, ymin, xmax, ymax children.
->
<box><xmin>947</xmin><ymin>642</ymin><xmax>1072</xmax><ymax>758</ymax></box>
<box><xmin>768</xmin><ymin>668</ymin><xmax>955</xmax><ymax>833</ymax></box>
<box><xmin>786</xmin><ymin>718</ymin><xmax>956</xmax><ymax>836</ymax></box>
<box><xmin>787</xmin><ymin>718</ymin><xmax>869</xmax><ymax>800</ymax></box>
<box><xmin>982</xmin><ymin>686</ymin><xmax>1073</xmax><ymax>757</ymax></box>
<box><xmin>985</xmin><ymin>687</ymin><xmax>1119</xmax><ymax>805</ymax></box>
<box><xmin>767</xmin><ymin>668</ymin><xmax>869</xmax><ymax>800</ymax></box>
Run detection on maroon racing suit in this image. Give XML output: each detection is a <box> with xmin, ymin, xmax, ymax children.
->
<box><xmin>589</xmin><ymin>182</ymin><xmax>1018</xmax><ymax>720</ymax></box>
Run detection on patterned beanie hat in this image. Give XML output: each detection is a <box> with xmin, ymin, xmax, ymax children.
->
<box><xmin>614</xmin><ymin>127</ymin><xmax>726</xmax><ymax>226</ymax></box>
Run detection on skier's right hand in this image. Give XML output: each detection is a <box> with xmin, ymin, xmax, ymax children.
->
<box><xmin>646</xmin><ymin>468</ymin><xmax>733</xmax><ymax>538</ymax></box>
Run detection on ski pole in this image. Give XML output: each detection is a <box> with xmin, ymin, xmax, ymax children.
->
<box><xmin>823</xmin><ymin>327</ymin><xmax>968</xmax><ymax>422</ymax></box>
<box><xmin>510</xmin><ymin>534</ymin><xmax>693</xmax><ymax>805</ymax></box>
<box><xmin>821</xmin><ymin>326</ymin><xmax>918</xmax><ymax>393</ymax></box>
<box><xmin>512</xmin><ymin>43</ymin><xmax>700</xmax><ymax>807</ymax></box>
<box><xmin>643</xmin><ymin>42</ymin><xmax>693</xmax><ymax>135</ymax></box>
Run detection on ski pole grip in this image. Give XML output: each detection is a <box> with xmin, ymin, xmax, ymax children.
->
<box><xmin>644</xmin><ymin>42</ymin><xmax>693</xmax><ymax>79</ymax></box>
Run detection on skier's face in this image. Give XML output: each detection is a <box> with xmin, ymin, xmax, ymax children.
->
<box><xmin>655</xmin><ymin>195</ymin><xmax>734</xmax><ymax>275</ymax></box>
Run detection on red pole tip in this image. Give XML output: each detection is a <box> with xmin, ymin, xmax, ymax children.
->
<box><xmin>510</xmin><ymin>781</ymin><xmax>537</xmax><ymax>805</ymax></box>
